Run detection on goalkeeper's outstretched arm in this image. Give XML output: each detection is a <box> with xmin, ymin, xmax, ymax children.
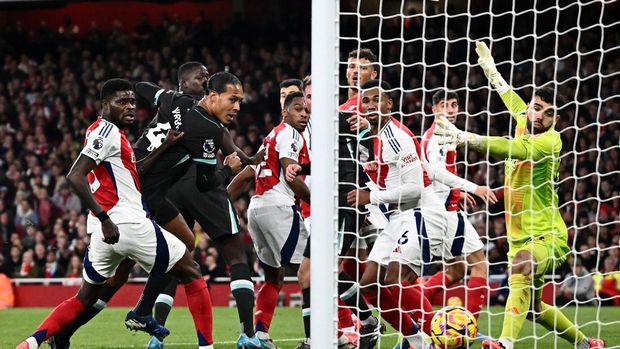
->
<box><xmin>475</xmin><ymin>41</ymin><xmax>528</xmax><ymax>120</ymax></box>
<box><xmin>433</xmin><ymin>116</ymin><xmax>558</xmax><ymax>162</ymax></box>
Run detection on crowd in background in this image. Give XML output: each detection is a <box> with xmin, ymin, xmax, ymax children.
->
<box><xmin>0</xmin><ymin>8</ymin><xmax>618</xmax><ymax>304</ymax></box>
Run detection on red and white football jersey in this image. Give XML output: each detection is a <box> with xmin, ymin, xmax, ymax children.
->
<box><xmin>81</xmin><ymin>118</ymin><xmax>148</xmax><ymax>230</ymax></box>
<box><xmin>421</xmin><ymin>122</ymin><xmax>477</xmax><ymax>211</ymax></box>
<box><xmin>253</xmin><ymin>122</ymin><xmax>310</xmax><ymax>208</ymax></box>
<box><xmin>363</xmin><ymin>117</ymin><xmax>439</xmax><ymax>208</ymax></box>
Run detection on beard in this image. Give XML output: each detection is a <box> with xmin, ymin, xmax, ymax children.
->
<box><xmin>526</xmin><ymin>119</ymin><xmax>550</xmax><ymax>135</ymax></box>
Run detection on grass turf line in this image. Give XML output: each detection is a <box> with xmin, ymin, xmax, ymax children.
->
<box><xmin>2</xmin><ymin>306</ymin><xmax>618</xmax><ymax>348</ymax></box>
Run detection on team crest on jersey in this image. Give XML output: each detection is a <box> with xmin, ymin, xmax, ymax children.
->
<box><xmin>203</xmin><ymin>139</ymin><xmax>216</xmax><ymax>158</ymax></box>
<box><xmin>93</xmin><ymin>137</ymin><xmax>105</xmax><ymax>150</ymax></box>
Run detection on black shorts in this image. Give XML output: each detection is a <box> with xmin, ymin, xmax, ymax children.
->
<box><xmin>166</xmin><ymin>173</ymin><xmax>240</xmax><ymax>241</ymax></box>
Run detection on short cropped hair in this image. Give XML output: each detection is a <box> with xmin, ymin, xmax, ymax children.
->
<box><xmin>280</xmin><ymin>79</ymin><xmax>303</xmax><ymax>91</ymax></box>
<box><xmin>534</xmin><ymin>86</ymin><xmax>567</xmax><ymax>112</ymax></box>
<box><xmin>100</xmin><ymin>79</ymin><xmax>133</xmax><ymax>100</ymax></box>
<box><xmin>348</xmin><ymin>48</ymin><xmax>378</xmax><ymax>70</ymax></box>
<box><xmin>432</xmin><ymin>89</ymin><xmax>459</xmax><ymax>106</ymax></box>
<box><xmin>361</xmin><ymin>79</ymin><xmax>392</xmax><ymax>96</ymax></box>
<box><xmin>207</xmin><ymin>72</ymin><xmax>242</xmax><ymax>94</ymax></box>
<box><xmin>177</xmin><ymin>61</ymin><xmax>206</xmax><ymax>83</ymax></box>
<box><xmin>283</xmin><ymin>91</ymin><xmax>305</xmax><ymax>109</ymax></box>
<box><xmin>302</xmin><ymin>75</ymin><xmax>311</xmax><ymax>90</ymax></box>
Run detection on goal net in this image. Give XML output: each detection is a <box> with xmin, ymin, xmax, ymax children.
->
<box><xmin>312</xmin><ymin>0</ymin><xmax>620</xmax><ymax>347</ymax></box>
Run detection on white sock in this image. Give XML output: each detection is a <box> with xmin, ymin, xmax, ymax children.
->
<box><xmin>25</xmin><ymin>337</ymin><xmax>38</xmax><ymax>349</ymax></box>
<box><xmin>199</xmin><ymin>345</ymin><xmax>214</xmax><ymax>349</ymax></box>
<box><xmin>256</xmin><ymin>330</ymin><xmax>270</xmax><ymax>340</ymax></box>
<box><xmin>577</xmin><ymin>338</ymin><xmax>590</xmax><ymax>349</ymax></box>
<box><xmin>498</xmin><ymin>337</ymin><xmax>514</xmax><ymax>349</ymax></box>
<box><xmin>337</xmin><ymin>334</ymin><xmax>349</xmax><ymax>345</ymax></box>
<box><xmin>405</xmin><ymin>331</ymin><xmax>428</xmax><ymax>348</ymax></box>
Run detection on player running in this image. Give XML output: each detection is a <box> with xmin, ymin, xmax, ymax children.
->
<box><xmin>421</xmin><ymin>89</ymin><xmax>496</xmax><ymax>319</ymax></box>
<box><xmin>16</xmin><ymin>79</ymin><xmax>213</xmax><ymax>349</ymax></box>
<box><xmin>434</xmin><ymin>41</ymin><xmax>605</xmax><ymax>349</ymax></box>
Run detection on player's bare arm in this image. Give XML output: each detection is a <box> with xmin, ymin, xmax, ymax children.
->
<box><xmin>227</xmin><ymin>165</ymin><xmax>255</xmax><ymax>201</ymax></box>
<box><xmin>221</xmin><ymin>128</ymin><xmax>265</xmax><ymax>166</ymax></box>
<box><xmin>66</xmin><ymin>154</ymin><xmax>119</xmax><ymax>244</ymax></box>
<box><xmin>281</xmin><ymin>157</ymin><xmax>310</xmax><ymax>204</ymax></box>
<box><xmin>136</xmin><ymin>129</ymin><xmax>184</xmax><ymax>176</ymax></box>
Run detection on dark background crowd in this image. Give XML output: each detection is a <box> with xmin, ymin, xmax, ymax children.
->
<box><xmin>0</xmin><ymin>0</ymin><xmax>617</xmax><ymax>303</ymax></box>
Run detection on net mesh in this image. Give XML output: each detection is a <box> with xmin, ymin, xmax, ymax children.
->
<box><xmin>336</xmin><ymin>0</ymin><xmax>620</xmax><ymax>347</ymax></box>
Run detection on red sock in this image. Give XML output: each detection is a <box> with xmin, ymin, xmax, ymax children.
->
<box><xmin>184</xmin><ymin>278</ymin><xmax>213</xmax><ymax>346</ymax></box>
<box><xmin>377</xmin><ymin>286</ymin><xmax>418</xmax><ymax>336</ymax></box>
<box><xmin>255</xmin><ymin>281</ymin><xmax>280</xmax><ymax>333</ymax></box>
<box><xmin>466</xmin><ymin>276</ymin><xmax>488</xmax><ymax>319</ymax></box>
<box><xmin>423</xmin><ymin>271</ymin><xmax>453</xmax><ymax>301</ymax></box>
<box><xmin>401</xmin><ymin>282</ymin><xmax>434</xmax><ymax>335</ymax></box>
<box><xmin>338</xmin><ymin>297</ymin><xmax>354</xmax><ymax>329</ymax></box>
<box><xmin>32</xmin><ymin>296</ymin><xmax>84</xmax><ymax>345</ymax></box>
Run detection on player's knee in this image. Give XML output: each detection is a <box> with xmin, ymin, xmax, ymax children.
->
<box><xmin>511</xmin><ymin>251</ymin><xmax>534</xmax><ymax>275</ymax></box>
<box><xmin>467</xmin><ymin>250</ymin><xmax>488</xmax><ymax>277</ymax></box>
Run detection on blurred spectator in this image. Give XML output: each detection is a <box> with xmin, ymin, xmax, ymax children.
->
<box><xmin>556</xmin><ymin>258</ymin><xmax>596</xmax><ymax>306</ymax></box>
<box><xmin>65</xmin><ymin>254</ymin><xmax>82</xmax><ymax>278</ymax></box>
<box><xmin>593</xmin><ymin>256</ymin><xmax>620</xmax><ymax>305</ymax></box>
<box><xmin>52</xmin><ymin>182</ymin><xmax>81</xmax><ymax>213</ymax></box>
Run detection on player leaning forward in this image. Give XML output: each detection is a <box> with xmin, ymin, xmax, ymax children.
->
<box><xmin>435</xmin><ymin>41</ymin><xmax>605</xmax><ymax>349</ymax></box>
<box><xmin>16</xmin><ymin>79</ymin><xmax>214</xmax><ymax>349</ymax></box>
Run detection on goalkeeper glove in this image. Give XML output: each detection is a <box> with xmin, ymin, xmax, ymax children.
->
<box><xmin>475</xmin><ymin>41</ymin><xmax>510</xmax><ymax>95</ymax></box>
<box><xmin>434</xmin><ymin>115</ymin><xmax>481</xmax><ymax>150</ymax></box>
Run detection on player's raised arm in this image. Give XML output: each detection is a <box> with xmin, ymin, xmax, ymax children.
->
<box><xmin>136</xmin><ymin>129</ymin><xmax>184</xmax><ymax>176</ymax></box>
<box><xmin>475</xmin><ymin>41</ymin><xmax>528</xmax><ymax>120</ymax></box>
<box><xmin>227</xmin><ymin>165</ymin><xmax>255</xmax><ymax>201</ymax></box>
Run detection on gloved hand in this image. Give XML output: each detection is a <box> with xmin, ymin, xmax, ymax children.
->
<box><xmin>433</xmin><ymin>115</ymin><xmax>480</xmax><ymax>150</ymax></box>
<box><xmin>475</xmin><ymin>41</ymin><xmax>510</xmax><ymax>95</ymax></box>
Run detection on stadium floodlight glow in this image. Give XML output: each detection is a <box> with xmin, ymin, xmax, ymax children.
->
<box><xmin>311</xmin><ymin>0</ymin><xmax>338</xmax><ymax>348</ymax></box>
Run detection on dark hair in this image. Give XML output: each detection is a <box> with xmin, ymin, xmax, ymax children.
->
<box><xmin>283</xmin><ymin>91</ymin><xmax>305</xmax><ymax>109</ymax></box>
<box><xmin>100</xmin><ymin>79</ymin><xmax>133</xmax><ymax>100</ymax></box>
<box><xmin>432</xmin><ymin>89</ymin><xmax>459</xmax><ymax>106</ymax></box>
<box><xmin>348</xmin><ymin>48</ymin><xmax>378</xmax><ymax>71</ymax></box>
<box><xmin>280</xmin><ymin>79</ymin><xmax>303</xmax><ymax>91</ymax></box>
<box><xmin>534</xmin><ymin>86</ymin><xmax>567</xmax><ymax>113</ymax></box>
<box><xmin>206</xmin><ymin>72</ymin><xmax>242</xmax><ymax>94</ymax></box>
<box><xmin>361</xmin><ymin>79</ymin><xmax>392</xmax><ymax>97</ymax></box>
<box><xmin>177</xmin><ymin>61</ymin><xmax>206</xmax><ymax>83</ymax></box>
<box><xmin>302</xmin><ymin>75</ymin><xmax>311</xmax><ymax>90</ymax></box>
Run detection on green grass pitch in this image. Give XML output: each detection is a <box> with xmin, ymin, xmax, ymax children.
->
<box><xmin>1</xmin><ymin>306</ymin><xmax>618</xmax><ymax>348</ymax></box>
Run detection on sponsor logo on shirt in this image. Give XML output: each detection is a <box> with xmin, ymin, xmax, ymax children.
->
<box><xmin>400</xmin><ymin>153</ymin><xmax>419</xmax><ymax>168</ymax></box>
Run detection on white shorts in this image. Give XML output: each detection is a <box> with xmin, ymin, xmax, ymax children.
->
<box><xmin>248</xmin><ymin>204</ymin><xmax>309</xmax><ymax>268</ymax></box>
<box><xmin>389</xmin><ymin>208</ymin><xmax>484</xmax><ymax>276</ymax></box>
<box><xmin>83</xmin><ymin>218</ymin><xmax>186</xmax><ymax>284</ymax></box>
<box><xmin>441</xmin><ymin>210</ymin><xmax>484</xmax><ymax>259</ymax></box>
<box><xmin>367</xmin><ymin>227</ymin><xmax>391</xmax><ymax>266</ymax></box>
